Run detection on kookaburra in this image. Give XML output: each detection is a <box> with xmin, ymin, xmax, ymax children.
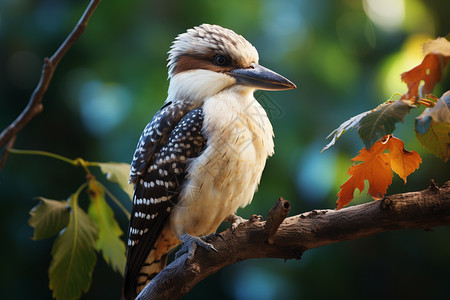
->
<box><xmin>122</xmin><ymin>24</ymin><xmax>296</xmax><ymax>299</ymax></box>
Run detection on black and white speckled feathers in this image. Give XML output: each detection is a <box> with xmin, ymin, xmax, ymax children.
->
<box><xmin>129</xmin><ymin>101</ymin><xmax>196</xmax><ymax>183</ymax></box>
<box><xmin>123</xmin><ymin>104</ymin><xmax>205</xmax><ymax>299</ymax></box>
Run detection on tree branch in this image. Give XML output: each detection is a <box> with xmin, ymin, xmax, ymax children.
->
<box><xmin>138</xmin><ymin>180</ymin><xmax>450</xmax><ymax>300</ymax></box>
<box><xmin>0</xmin><ymin>0</ymin><xmax>102</xmax><ymax>169</ymax></box>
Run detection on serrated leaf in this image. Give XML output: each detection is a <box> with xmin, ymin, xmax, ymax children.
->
<box><xmin>87</xmin><ymin>179</ymin><xmax>126</xmax><ymax>275</ymax></box>
<box><xmin>337</xmin><ymin>140</ymin><xmax>392</xmax><ymax>209</ymax></box>
<box><xmin>97</xmin><ymin>162</ymin><xmax>133</xmax><ymax>201</ymax></box>
<box><xmin>322</xmin><ymin>110</ymin><xmax>370</xmax><ymax>151</ymax></box>
<box><xmin>416</xmin><ymin>92</ymin><xmax>450</xmax><ymax>161</ymax></box>
<box><xmin>49</xmin><ymin>192</ymin><xmax>98</xmax><ymax>300</ymax></box>
<box><xmin>29</xmin><ymin>197</ymin><xmax>70</xmax><ymax>240</ymax></box>
<box><xmin>336</xmin><ymin>136</ymin><xmax>421</xmax><ymax>209</ymax></box>
<box><xmin>357</xmin><ymin>100</ymin><xmax>412</xmax><ymax>150</ymax></box>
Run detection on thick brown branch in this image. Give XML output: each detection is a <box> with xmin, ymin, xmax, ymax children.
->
<box><xmin>138</xmin><ymin>180</ymin><xmax>450</xmax><ymax>300</ymax></box>
<box><xmin>0</xmin><ymin>0</ymin><xmax>102</xmax><ymax>168</ymax></box>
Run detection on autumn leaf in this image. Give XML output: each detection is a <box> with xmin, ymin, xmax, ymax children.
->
<box><xmin>336</xmin><ymin>139</ymin><xmax>392</xmax><ymax>209</ymax></box>
<box><xmin>388</xmin><ymin>137</ymin><xmax>422</xmax><ymax>183</ymax></box>
<box><xmin>336</xmin><ymin>136</ymin><xmax>422</xmax><ymax>209</ymax></box>
<box><xmin>401</xmin><ymin>37</ymin><xmax>450</xmax><ymax>101</ymax></box>
<box><xmin>325</xmin><ymin>38</ymin><xmax>449</xmax><ymax>153</ymax></box>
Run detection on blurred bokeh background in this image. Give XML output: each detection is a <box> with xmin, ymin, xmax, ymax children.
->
<box><xmin>1</xmin><ymin>0</ymin><xmax>449</xmax><ymax>299</ymax></box>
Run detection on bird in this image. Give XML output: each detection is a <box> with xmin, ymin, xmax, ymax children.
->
<box><xmin>122</xmin><ymin>23</ymin><xmax>296</xmax><ymax>300</ymax></box>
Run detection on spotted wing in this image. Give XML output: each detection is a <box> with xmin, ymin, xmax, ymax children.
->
<box><xmin>129</xmin><ymin>101</ymin><xmax>194</xmax><ymax>183</ymax></box>
<box><xmin>123</xmin><ymin>107</ymin><xmax>206</xmax><ymax>299</ymax></box>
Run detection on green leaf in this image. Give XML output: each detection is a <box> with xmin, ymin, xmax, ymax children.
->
<box><xmin>322</xmin><ymin>110</ymin><xmax>369</xmax><ymax>151</ymax></box>
<box><xmin>29</xmin><ymin>197</ymin><xmax>70</xmax><ymax>240</ymax></box>
<box><xmin>87</xmin><ymin>179</ymin><xmax>126</xmax><ymax>275</ymax></box>
<box><xmin>357</xmin><ymin>100</ymin><xmax>412</xmax><ymax>150</ymax></box>
<box><xmin>416</xmin><ymin>122</ymin><xmax>450</xmax><ymax>161</ymax></box>
<box><xmin>97</xmin><ymin>162</ymin><xmax>133</xmax><ymax>201</ymax></box>
<box><xmin>49</xmin><ymin>191</ymin><xmax>98</xmax><ymax>300</ymax></box>
<box><xmin>416</xmin><ymin>92</ymin><xmax>450</xmax><ymax>162</ymax></box>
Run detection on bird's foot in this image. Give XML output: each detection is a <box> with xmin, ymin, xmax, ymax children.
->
<box><xmin>225</xmin><ymin>214</ymin><xmax>247</xmax><ymax>231</ymax></box>
<box><xmin>175</xmin><ymin>233</ymin><xmax>218</xmax><ymax>260</ymax></box>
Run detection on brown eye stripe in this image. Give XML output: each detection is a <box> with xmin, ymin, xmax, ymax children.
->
<box><xmin>173</xmin><ymin>54</ymin><xmax>238</xmax><ymax>75</ymax></box>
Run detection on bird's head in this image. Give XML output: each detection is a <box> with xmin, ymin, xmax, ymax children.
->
<box><xmin>166</xmin><ymin>24</ymin><xmax>296</xmax><ymax>103</ymax></box>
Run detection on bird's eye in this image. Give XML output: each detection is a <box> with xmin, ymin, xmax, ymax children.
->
<box><xmin>214</xmin><ymin>55</ymin><xmax>228</xmax><ymax>66</ymax></box>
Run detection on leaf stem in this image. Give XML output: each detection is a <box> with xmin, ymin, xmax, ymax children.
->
<box><xmin>97</xmin><ymin>181</ymin><xmax>131</xmax><ymax>219</ymax></box>
<box><xmin>9</xmin><ymin>148</ymin><xmax>77</xmax><ymax>165</ymax></box>
<box><xmin>9</xmin><ymin>148</ymin><xmax>93</xmax><ymax>175</ymax></box>
<box><xmin>74</xmin><ymin>158</ymin><xmax>92</xmax><ymax>175</ymax></box>
<box><xmin>71</xmin><ymin>182</ymin><xmax>88</xmax><ymax>208</ymax></box>
<box><xmin>10</xmin><ymin>148</ymin><xmax>130</xmax><ymax>219</ymax></box>
<box><xmin>388</xmin><ymin>93</ymin><xmax>403</xmax><ymax>102</ymax></box>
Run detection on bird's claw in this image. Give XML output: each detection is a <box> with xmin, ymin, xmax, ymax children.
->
<box><xmin>175</xmin><ymin>233</ymin><xmax>218</xmax><ymax>260</ymax></box>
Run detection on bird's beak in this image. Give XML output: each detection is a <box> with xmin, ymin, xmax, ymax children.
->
<box><xmin>229</xmin><ymin>63</ymin><xmax>296</xmax><ymax>91</ymax></box>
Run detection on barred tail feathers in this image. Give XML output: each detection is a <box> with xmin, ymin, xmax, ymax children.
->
<box><xmin>136</xmin><ymin>250</ymin><xmax>169</xmax><ymax>295</ymax></box>
<box><xmin>135</xmin><ymin>232</ymin><xmax>180</xmax><ymax>297</ymax></box>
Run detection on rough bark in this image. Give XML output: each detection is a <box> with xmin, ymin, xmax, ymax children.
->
<box><xmin>137</xmin><ymin>180</ymin><xmax>450</xmax><ymax>300</ymax></box>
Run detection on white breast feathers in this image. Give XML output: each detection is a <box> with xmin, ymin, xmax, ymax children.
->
<box><xmin>169</xmin><ymin>85</ymin><xmax>274</xmax><ymax>236</ymax></box>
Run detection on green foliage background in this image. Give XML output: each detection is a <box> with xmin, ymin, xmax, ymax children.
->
<box><xmin>1</xmin><ymin>0</ymin><xmax>449</xmax><ymax>299</ymax></box>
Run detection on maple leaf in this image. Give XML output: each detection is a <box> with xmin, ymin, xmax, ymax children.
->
<box><xmin>336</xmin><ymin>139</ymin><xmax>392</xmax><ymax>209</ymax></box>
<box><xmin>336</xmin><ymin>136</ymin><xmax>422</xmax><ymax>209</ymax></box>
<box><xmin>400</xmin><ymin>37</ymin><xmax>450</xmax><ymax>101</ymax></box>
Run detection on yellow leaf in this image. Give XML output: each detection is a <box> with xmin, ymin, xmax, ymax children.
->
<box><xmin>87</xmin><ymin>179</ymin><xmax>126</xmax><ymax>275</ymax></box>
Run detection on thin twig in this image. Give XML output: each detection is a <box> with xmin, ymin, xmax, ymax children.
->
<box><xmin>0</xmin><ymin>136</ymin><xmax>16</xmax><ymax>171</ymax></box>
<box><xmin>0</xmin><ymin>0</ymin><xmax>102</xmax><ymax>167</ymax></box>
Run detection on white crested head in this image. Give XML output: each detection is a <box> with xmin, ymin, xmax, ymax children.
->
<box><xmin>164</xmin><ymin>24</ymin><xmax>295</xmax><ymax>105</ymax></box>
<box><xmin>165</xmin><ymin>24</ymin><xmax>260</xmax><ymax>104</ymax></box>
<box><xmin>167</xmin><ymin>24</ymin><xmax>259</xmax><ymax>78</ymax></box>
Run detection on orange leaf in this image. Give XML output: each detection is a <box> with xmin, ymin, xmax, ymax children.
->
<box><xmin>336</xmin><ymin>140</ymin><xmax>392</xmax><ymax>209</ymax></box>
<box><xmin>386</xmin><ymin>137</ymin><xmax>422</xmax><ymax>183</ymax></box>
<box><xmin>337</xmin><ymin>136</ymin><xmax>423</xmax><ymax>209</ymax></box>
<box><xmin>400</xmin><ymin>53</ymin><xmax>449</xmax><ymax>101</ymax></box>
